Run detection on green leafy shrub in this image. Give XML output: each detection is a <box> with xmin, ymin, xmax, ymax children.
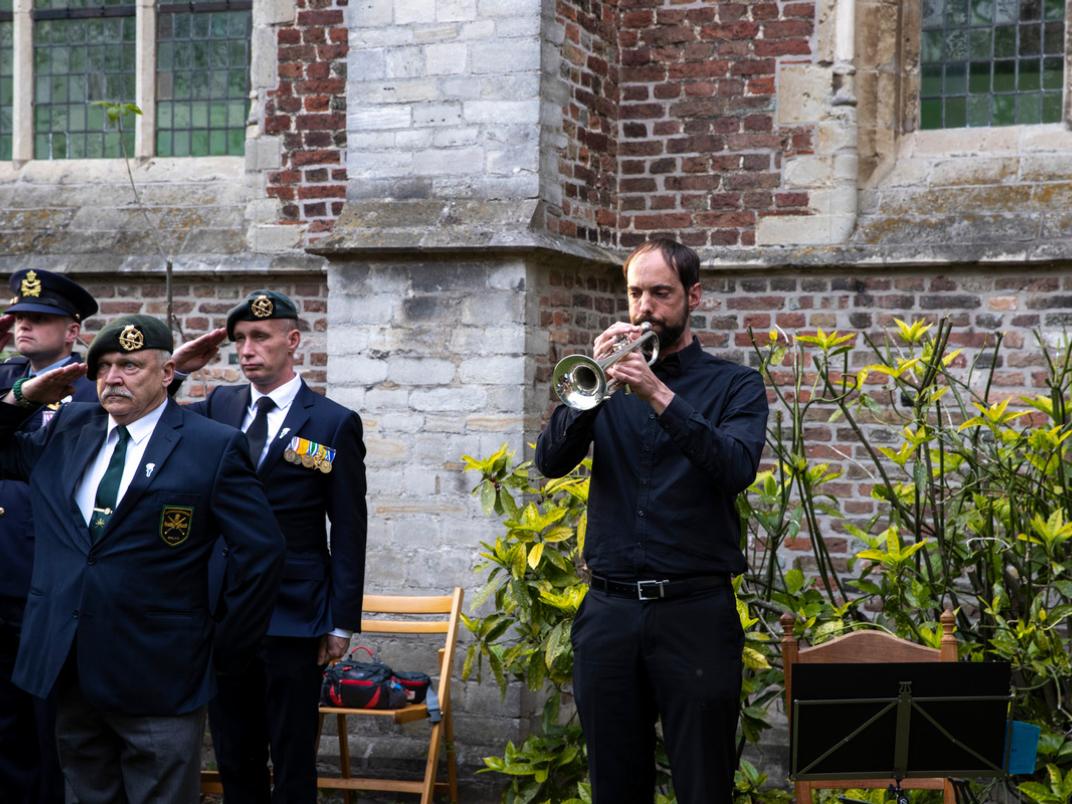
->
<box><xmin>462</xmin><ymin>318</ymin><xmax>1072</xmax><ymax>802</ymax></box>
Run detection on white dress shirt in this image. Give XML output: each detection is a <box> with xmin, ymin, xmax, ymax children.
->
<box><xmin>242</xmin><ymin>373</ymin><xmax>302</xmax><ymax>465</ymax></box>
<box><xmin>75</xmin><ymin>398</ymin><xmax>169</xmax><ymax>527</ymax></box>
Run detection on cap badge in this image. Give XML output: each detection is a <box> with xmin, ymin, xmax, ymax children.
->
<box><xmin>20</xmin><ymin>271</ymin><xmax>42</xmax><ymax>298</ymax></box>
<box><xmin>251</xmin><ymin>295</ymin><xmax>274</xmax><ymax>318</ymax></box>
<box><xmin>118</xmin><ymin>325</ymin><xmax>145</xmax><ymax>352</ymax></box>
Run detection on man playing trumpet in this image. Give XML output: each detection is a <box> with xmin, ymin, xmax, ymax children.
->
<box><xmin>535</xmin><ymin>238</ymin><xmax>769</xmax><ymax>804</ymax></box>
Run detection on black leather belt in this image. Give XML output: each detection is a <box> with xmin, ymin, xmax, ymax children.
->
<box><xmin>589</xmin><ymin>574</ymin><xmax>730</xmax><ymax>600</ymax></box>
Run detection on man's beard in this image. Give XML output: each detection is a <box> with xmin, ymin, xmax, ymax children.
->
<box><xmin>636</xmin><ymin>299</ymin><xmax>689</xmax><ymax>352</ymax></box>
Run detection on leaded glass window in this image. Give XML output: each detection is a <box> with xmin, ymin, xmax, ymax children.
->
<box><xmin>921</xmin><ymin>0</ymin><xmax>1066</xmax><ymax>128</ymax></box>
<box><xmin>32</xmin><ymin>0</ymin><xmax>136</xmax><ymax>158</ymax></box>
<box><xmin>156</xmin><ymin>1</ymin><xmax>251</xmax><ymax>157</ymax></box>
<box><xmin>1</xmin><ymin>0</ymin><xmax>12</xmax><ymax>161</ymax></box>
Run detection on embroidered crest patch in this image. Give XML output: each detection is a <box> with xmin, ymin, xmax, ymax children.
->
<box><xmin>160</xmin><ymin>506</ymin><xmax>193</xmax><ymax>547</ymax></box>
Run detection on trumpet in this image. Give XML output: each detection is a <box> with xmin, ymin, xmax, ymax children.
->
<box><xmin>552</xmin><ymin>322</ymin><xmax>660</xmax><ymax>410</ymax></box>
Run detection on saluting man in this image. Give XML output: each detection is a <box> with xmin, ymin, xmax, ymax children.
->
<box><xmin>0</xmin><ymin>314</ymin><xmax>285</xmax><ymax>804</ymax></box>
<box><xmin>0</xmin><ymin>269</ymin><xmax>98</xmax><ymax>804</ymax></box>
<box><xmin>172</xmin><ymin>290</ymin><xmax>367</xmax><ymax>804</ymax></box>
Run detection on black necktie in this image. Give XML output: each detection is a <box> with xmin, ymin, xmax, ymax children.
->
<box><xmin>91</xmin><ymin>426</ymin><xmax>130</xmax><ymax>541</ymax></box>
<box><xmin>245</xmin><ymin>397</ymin><xmax>276</xmax><ymax>467</ymax></box>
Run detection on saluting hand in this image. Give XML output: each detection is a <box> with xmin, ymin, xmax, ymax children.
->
<box><xmin>0</xmin><ymin>314</ymin><xmax>13</xmax><ymax>352</ymax></box>
<box><xmin>9</xmin><ymin>362</ymin><xmax>88</xmax><ymax>406</ymax></box>
<box><xmin>318</xmin><ymin>634</ymin><xmax>351</xmax><ymax>666</ymax></box>
<box><xmin>173</xmin><ymin>327</ymin><xmax>228</xmax><ymax>374</ymax></box>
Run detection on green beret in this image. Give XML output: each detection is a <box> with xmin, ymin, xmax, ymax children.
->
<box><xmin>226</xmin><ymin>290</ymin><xmax>299</xmax><ymax>340</ymax></box>
<box><xmin>86</xmin><ymin>315</ymin><xmax>174</xmax><ymax>380</ymax></box>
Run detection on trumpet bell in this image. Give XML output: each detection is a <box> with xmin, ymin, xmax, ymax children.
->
<box><xmin>552</xmin><ymin>354</ymin><xmax>606</xmax><ymax>411</ymax></box>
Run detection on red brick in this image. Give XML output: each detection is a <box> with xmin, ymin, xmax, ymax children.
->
<box><xmin>297</xmin><ymin>184</ymin><xmax>346</xmax><ymax>200</ymax></box>
<box><xmin>291</xmin><ymin>149</ymin><xmax>341</xmax><ymax>167</ymax></box>
<box><xmin>296</xmin><ymin>9</ymin><xmax>343</xmax><ymax>25</ymax></box>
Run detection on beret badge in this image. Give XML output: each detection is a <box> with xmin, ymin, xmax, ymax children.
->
<box><xmin>250</xmin><ymin>295</ymin><xmax>274</xmax><ymax>318</ymax></box>
<box><xmin>118</xmin><ymin>325</ymin><xmax>145</xmax><ymax>352</ymax></box>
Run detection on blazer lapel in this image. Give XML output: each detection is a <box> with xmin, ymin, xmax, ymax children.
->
<box><xmin>258</xmin><ymin>380</ymin><xmax>313</xmax><ymax>478</ymax></box>
<box><xmin>218</xmin><ymin>385</ymin><xmax>251</xmax><ymax>430</ymax></box>
<box><xmin>100</xmin><ymin>401</ymin><xmax>182</xmax><ymax>540</ymax></box>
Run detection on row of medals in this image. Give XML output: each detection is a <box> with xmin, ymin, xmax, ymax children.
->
<box><xmin>283</xmin><ymin>438</ymin><xmax>334</xmax><ymax>474</ymax></box>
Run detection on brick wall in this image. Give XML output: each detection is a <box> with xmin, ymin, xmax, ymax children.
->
<box><xmin>543</xmin><ymin>0</ymin><xmax>816</xmax><ymax>250</ymax></box>
<box><xmin>546</xmin><ymin>1</ymin><xmax>619</xmax><ymax>245</ymax></box>
<box><xmin>265</xmin><ymin>0</ymin><xmax>349</xmax><ymax>242</ymax></box>
<box><xmin>616</xmin><ymin>2</ymin><xmax>814</xmax><ymax>249</ymax></box>
<box><xmin>73</xmin><ymin>274</ymin><xmax>328</xmax><ymax>394</ymax></box>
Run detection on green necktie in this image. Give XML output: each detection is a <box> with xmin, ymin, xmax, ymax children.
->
<box><xmin>90</xmin><ymin>426</ymin><xmax>130</xmax><ymax>541</ymax></box>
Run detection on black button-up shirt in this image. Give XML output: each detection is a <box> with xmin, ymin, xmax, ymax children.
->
<box><xmin>535</xmin><ymin>337</ymin><xmax>768</xmax><ymax>579</ymax></box>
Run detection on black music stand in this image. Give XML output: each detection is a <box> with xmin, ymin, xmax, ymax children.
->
<box><xmin>790</xmin><ymin>662</ymin><xmax>1012</xmax><ymax>803</ymax></box>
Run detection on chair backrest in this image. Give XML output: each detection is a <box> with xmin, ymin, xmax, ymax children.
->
<box><xmin>780</xmin><ymin>609</ymin><xmax>957</xmax><ymax>718</ymax></box>
<box><xmin>360</xmin><ymin>589</ymin><xmax>465</xmax><ymax>713</ymax></box>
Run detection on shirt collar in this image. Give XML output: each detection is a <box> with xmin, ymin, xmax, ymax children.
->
<box><xmin>108</xmin><ymin>397</ymin><xmax>168</xmax><ymax>446</ymax></box>
<box><xmin>29</xmin><ymin>354</ymin><xmax>74</xmax><ymax>377</ymax></box>
<box><xmin>654</xmin><ymin>336</ymin><xmax>702</xmax><ymax>377</ymax></box>
<box><xmin>249</xmin><ymin>372</ymin><xmax>302</xmax><ymax>412</ymax></box>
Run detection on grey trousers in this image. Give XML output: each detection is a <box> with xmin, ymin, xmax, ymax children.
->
<box><xmin>55</xmin><ymin>683</ymin><xmax>205</xmax><ymax>804</ymax></box>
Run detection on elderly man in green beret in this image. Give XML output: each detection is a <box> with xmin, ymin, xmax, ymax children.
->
<box><xmin>0</xmin><ymin>314</ymin><xmax>285</xmax><ymax>804</ymax></box>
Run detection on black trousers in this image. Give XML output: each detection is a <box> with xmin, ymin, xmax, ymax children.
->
<box><xmin>571</xmin><ymin>585</ymin><xmax>744</xmax><ymax>804</ymax></box>
<box><xmin>0</xmin><ymin>611</ymin><xmax>64</xmax><ymax>804</ymax></box>
<box><xmin>208</xmin><ymin>635</ymin><xmax>324</xmax><ymax>804</ymax></box>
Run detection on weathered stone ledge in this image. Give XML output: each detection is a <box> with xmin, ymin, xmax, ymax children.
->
<box><xmin>0</xmin><ymin>253</ymin><xmax>327</xmax><ymax>276</ymax></box>
<box><xmin>311</xmin><ymin>199</ymin><xmax>1072</xmax><ymax>274</ymax></box>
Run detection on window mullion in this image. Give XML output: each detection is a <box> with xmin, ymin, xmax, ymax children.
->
<box><xmin>135</xmin><ymin>0</ymin><xmax>154</xmax><ymax>158</ymax></box>
<box><xmin>11</xmin><ymin>0</ymin><xmax>31</xmax><ymax>161</ymax></box>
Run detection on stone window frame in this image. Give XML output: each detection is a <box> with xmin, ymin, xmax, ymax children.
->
<box><xmin>2</xmin><ymin>0</ymin><xmax>254</xmax><ymax>162</ymax></box>
<box><xmin>898</xmin><ymin>0</ymin><xmax>1072</xmax><ymax>133</ymax></box>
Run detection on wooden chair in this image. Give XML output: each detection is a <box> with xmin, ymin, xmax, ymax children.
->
<box><xmin>316</xmin><ymin>587</ymin><xmax>465</xmax><ymax>804</ymax></box>
<box><xmin>780</xmin><ymin>609</ymin><xmax>958</xmax><ymax>804</ymax></box>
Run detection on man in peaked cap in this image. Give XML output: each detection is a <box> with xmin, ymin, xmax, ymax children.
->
<box><xmin>0</xmin><ymin>314</ymin><xmax>285</xmax><ymax>803</ymax></box>
<box><xmin>171</xmin><ymin>290</ymin><xmax>367</xmax><ymax>804</ymax></box>
<box><xmin>0</xmin><ymin>268</ymin><xmax>98</xmax><ymax>804</ymax></box>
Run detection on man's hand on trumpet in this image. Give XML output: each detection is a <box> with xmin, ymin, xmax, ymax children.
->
<box><xmin>594</xmin><ymin>322</ymin><xmax>675</xmax><ymax>415</ymax></box>
<box><xmin>605</xmin><ymin>349</ymin><xmax>673</xmax><ymax>414</ymax></box>
<box><xmin>593</xmin><ymin>322</ymin><xmax>641</xmax><ymax>360</ymax></box>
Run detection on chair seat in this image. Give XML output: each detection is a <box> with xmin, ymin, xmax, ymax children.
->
<box><xmin>319</xmin><ymin>702</ymin><xmax>430</xmax><ymax>724</ymax></box>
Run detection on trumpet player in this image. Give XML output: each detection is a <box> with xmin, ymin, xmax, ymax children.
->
<box><xmin>535</xmin><ymin>238</ymin><xmax>769</xmax><ymax>804</ymax></box>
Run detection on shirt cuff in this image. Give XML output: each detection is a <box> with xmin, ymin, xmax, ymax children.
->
<box><xmin>173</xmin><ymin>369</ymin><xmax>189</xmax><ymax>380</ymax></box>
<box><xmin>330</xmin><ymin>628</ymin><xmax>353</xmax><ymax>639</ymax></box>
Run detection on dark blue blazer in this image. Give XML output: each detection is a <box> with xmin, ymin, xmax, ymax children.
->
<box><xmin>186</xmin><ymin>379</ymin><xmax>366</xmax><ymax>637</ymax></box>
<box><xmin>0</xmin><ymin>354</ymin><xmax>97</xmax><ymax>603</ymax></box>
<box><xmin>0</xmin><ymin>399</ymin><xmax>285</xmax><ymax>715</ymax></box>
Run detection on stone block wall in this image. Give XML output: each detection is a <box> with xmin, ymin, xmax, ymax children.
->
<box><xmin>345</xmin><ymin>0</ymin><xmax>543</xmax><ymax>202</ymax></box>
<box><xmin>323</xmin><ymin>255</ymin><xmax>542</xmax><ymax>792</ymax></box>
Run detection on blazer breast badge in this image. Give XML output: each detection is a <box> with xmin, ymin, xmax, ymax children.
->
<box><xmin>160</xmin><ymin>506</ymin><xmax>194</xmax><ymax>547</ymax></box>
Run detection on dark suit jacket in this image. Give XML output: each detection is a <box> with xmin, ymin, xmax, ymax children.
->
<box><xmin>0</xmin><ymin>399</ymin><xmax>285</xmax><ymax>715</ymax></box>
<box><xmin>185</xmin><ymin>379</ymin><xmax>366</xmax><ymax>637</ymax></box>
<box><xmin>0</xmin><ymin>354</ymin><xmax>97</xmax><ymax>604</ymax></box>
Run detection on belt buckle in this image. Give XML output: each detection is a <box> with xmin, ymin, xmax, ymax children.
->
<box><xmin>637</xmin><ymin>579</ymin><xmax>667</xmax><ymax>600</ymax></box>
